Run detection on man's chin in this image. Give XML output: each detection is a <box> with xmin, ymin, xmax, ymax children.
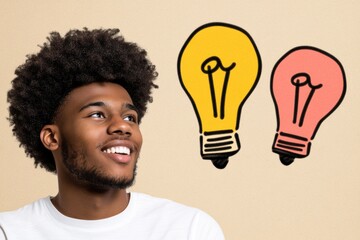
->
<box><xmin>83</xmin><ymin>170</ymin><xmax>137</xmax><ymax>189</ymax></box>
<box><xmin>84</xmin><ymin>178</ymin><xmax>135</xmax><ymax>193</ymax></box>
<box><xmin>68</xmin><ymin>166</ymin><xmax>137</xmax><ymax>192</ymax></box>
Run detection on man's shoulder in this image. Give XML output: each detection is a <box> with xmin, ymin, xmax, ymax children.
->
<box><xmin>0</xmin><ymin>197</ymin><xmax>49</xmax><ymax>223</ymax></box>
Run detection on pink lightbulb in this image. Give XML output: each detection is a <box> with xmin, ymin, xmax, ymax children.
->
<box><xmin>271</xmin><ymin>46</ymin><xmax>346</xmax><ymax>165</ymax></box>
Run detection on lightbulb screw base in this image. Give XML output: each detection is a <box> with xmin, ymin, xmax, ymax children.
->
<box><xmin>279</xmin><ymin>154</ymin><xmax>295</xmax><ymax>166</ymax></box>
<box><xmin>210</xmin><ymin>158</ymin><xmax>229</xmax><ymax>169</ymax></box>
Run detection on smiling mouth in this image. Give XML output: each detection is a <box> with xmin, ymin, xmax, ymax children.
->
<box><xmin>102</xmin><ymin>146</ymin><xmax>131</xmax><ymax>155</ymax></box>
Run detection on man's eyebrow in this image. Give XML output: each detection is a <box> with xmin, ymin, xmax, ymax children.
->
<box><xmin>125</xmin><ymin>103</ymin><xmax>139</xmax><ymax>114</ymax></box>
<box><xmin>78</xmin><ymin>101</ymin><xmax>139</xmax><ymax>114</ymax></box>
<box><xmin>79</xmin><ymin>101</ymin><xmax>106</xmax><ymax>112</ymax></box>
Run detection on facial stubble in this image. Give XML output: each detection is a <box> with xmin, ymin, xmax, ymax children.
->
<box><xmin>61</xmin><ymin>137</ymin><xmax>137</xmax><ymax>190</ymax></box>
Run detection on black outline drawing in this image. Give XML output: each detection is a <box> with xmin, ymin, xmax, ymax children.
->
<box><xmin>270</xmin><ymin>46</ymin><xmax>346</xmax><ymax>166</ymax></box>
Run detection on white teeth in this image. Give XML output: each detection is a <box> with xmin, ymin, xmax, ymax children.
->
<box><xmin>103</xmin><ymin>146</ymin><xmax>130</xmax><ymax>155</ymax></box>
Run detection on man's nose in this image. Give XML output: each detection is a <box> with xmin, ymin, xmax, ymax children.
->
<box><xmin>107</xmin><ymin>116</ymin><xmax>132</xmax><ymax>136</ymax></box>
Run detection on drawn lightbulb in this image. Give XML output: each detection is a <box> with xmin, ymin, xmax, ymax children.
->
<box><xmin>177</xmin><ymin>22</ymin><xmax>261</xmax><ymax>169</ymax></box>
<box><xmin>271</xmin><ymin>46</ymin><xmax>346</xmax><ymax>165</ymax></box>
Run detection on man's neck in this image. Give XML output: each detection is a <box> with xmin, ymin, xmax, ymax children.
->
<box><xmin>52</xmin><ymin>183</ymin><xmax>130</xmax><ymax>220</ymax></box>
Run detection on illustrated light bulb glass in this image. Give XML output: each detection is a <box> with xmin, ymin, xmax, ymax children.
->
<box><xmin>271</xmin><ymin>46</ymin><xmax>346</xmax><ymax>166</ymax></box>
<box><xmin>177</xmin><ymin>22</ymin><xmax>261</xmax><ymax>169</ymax></box>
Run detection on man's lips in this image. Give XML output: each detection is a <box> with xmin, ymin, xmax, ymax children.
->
<box><xmin>100</xmin><ymin>139</ymin><xmax>135</xmax><ymax>152</ymax></box>
<box><xmin>102</xmin><ymin>151</ymin><xmax>132</xmax><ymax>164</ymax></box>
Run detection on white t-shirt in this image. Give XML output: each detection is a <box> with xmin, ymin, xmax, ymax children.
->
<box><xmin>0</xmin><ymin>192</ymin><xmax>224</xmax><ymax>240</ymax></box>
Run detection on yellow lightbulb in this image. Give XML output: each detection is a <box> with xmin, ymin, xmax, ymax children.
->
<box><xmin>177</xmin><ymin>22</ymin><xmax>261</xmax><ymax>169</ymax></box>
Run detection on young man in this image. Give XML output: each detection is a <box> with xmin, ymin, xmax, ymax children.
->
<box><xmin>0</xmin><ymin>28</ymin><xmax>224</xmax><ymax>239</ymax></box>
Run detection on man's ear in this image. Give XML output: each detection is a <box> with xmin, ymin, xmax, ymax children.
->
<box><xmin>40</xmin><ymin>125</ymin><xmax>60</xmax><ymax>151</ymax></box>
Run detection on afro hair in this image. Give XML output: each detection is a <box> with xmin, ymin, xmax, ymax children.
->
<box><xmin>7</xmin><ymin>28</ymin><xmax>158</xmax><ymax>173</ymax></box>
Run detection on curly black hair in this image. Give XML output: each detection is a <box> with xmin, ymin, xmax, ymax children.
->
<box><xmin>7</xmin><ymin>28</ymin><xmax>158</xmax><ymax>173</ymax></box>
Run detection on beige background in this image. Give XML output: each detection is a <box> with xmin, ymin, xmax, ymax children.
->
<box><xmin>1</xmin><ymin>1</ymin><xmax>359</xmax><ymax>239</ymax></box>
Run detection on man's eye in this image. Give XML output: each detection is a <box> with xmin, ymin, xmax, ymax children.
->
<box><xmin>89</xmin><ymin>112</ymin><xmax>105</xmax><ymax>118</ymax></box>
<box><xmin>124</xmin><ymin>115</ymin><xmax>137</xmax><ymax>123</ymax></box>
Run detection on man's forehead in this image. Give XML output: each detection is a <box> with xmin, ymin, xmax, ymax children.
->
<box><xmin>56</xmin><ymin>82</ymin><xmax>135</xmax><ymax>115</ymax></box>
